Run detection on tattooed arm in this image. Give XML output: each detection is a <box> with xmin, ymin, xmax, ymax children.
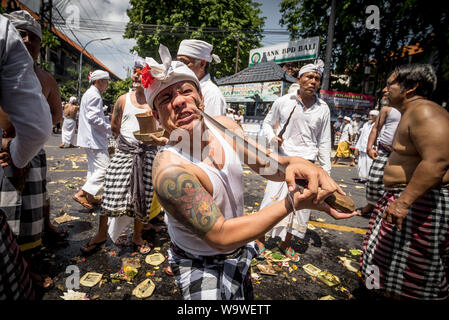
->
<box><xmin>153</xmin><ymin>151</ymin><xmax>347</xmax><ymax>252</ymax></box>
<box><xmin>111</xmin><ymin>95</ymin><xmax>125</xmax><ymax>139</ymax></box>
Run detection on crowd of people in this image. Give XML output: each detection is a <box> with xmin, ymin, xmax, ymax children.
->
<box><xmin>1</xmin><ymin>9</ymin><xmax>448</xmax><ymax>301</ymax></box>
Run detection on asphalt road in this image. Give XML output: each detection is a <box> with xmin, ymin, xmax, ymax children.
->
<box><xmin>36</xmin><ymin>132</ymin><xmax>372</xmax><ymax>300</ymax></box>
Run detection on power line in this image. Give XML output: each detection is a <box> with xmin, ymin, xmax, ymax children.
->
<box><xmin>73</xmin><ymin>0</ymin><xmax>127</xmax><ymax>71</ymax></box>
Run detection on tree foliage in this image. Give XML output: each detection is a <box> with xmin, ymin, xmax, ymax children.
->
<box><xmin>279</xmin><ymin>0</ymin><xmax>449</xmax><ymax>103</ymax></box>
<box><xmin>104</xmin><ymin>78</ymin><xmax>133</xmax><ymax>107</ymax></box>
<box><xmin>124</xmin><ymin>0</ymin><xmax>265</xmax><ymax>79</ymax></box>
<box><xmin>58</xmin><ymin>66</ymin><xmax>93</xmax><ymax>103</ymax></box>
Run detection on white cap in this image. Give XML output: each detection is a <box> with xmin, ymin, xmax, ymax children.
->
<box><xmin>344</xmin><ymin>116</ymin><xmax>351</xmax><ymax>121</ymax></box>
<box><xmin>177</xmin><ymin>39</ymin><xmax>221</xmax><ymax>63</ymax></box>
<box><xmin>298</xmin><ymin>59</ymin><xmax>324</xmax><ymax>77</ymax></box>
<box><xmin>143</xmin><ymin>44</ymin><xmax>201</xmax><ymax>110</ymax></box>
<box><xmin>69</xmin><ymin>96</ymin><xmax>77</xmax><ymax>104</ymax></box>
<box><xmin>4</xmin><ymin>10</ymin><xmax>42</xmax><ymax>40</ymax></box>
<box><xmin>337</xmin><ymin>114</ymin><xmax>343</xmax><ymax>118</ymax></box>
<box><xmin>89</xmin><ymin>70</ymin><xmax>109</xmax><ymax>83</ymax></box>
<box><xmin>355</xmin><ymin>114</ymin><xmax>362</xmax><ymax>118</ymax></box>
<box><xmin>369</xmin><ymin>110</ymin><xmax>379</xmax><ymax>116</ymax></box>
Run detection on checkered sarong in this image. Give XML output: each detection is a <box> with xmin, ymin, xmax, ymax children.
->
<box><xmin>168</xmin><ymin>241</ymin><xmax>257</xmax><ymax>300</ymax></box>
<box><xmin>0</xmin><ymin>149</ymin><xmax>47</xmax><ymax>253</ymax></box>
<box><xmin>361</xmin><ymin>185</ymin><xmax>449</xmax><ymax>299</ymax></box>
<box><xmin>101</xmin><ymin>149</ymin><xmax>156</xmax><ymax>222</ymax></box>
<box><xmin>0</xmin><ymin>210</ymin><xmax>35</xmax><ymax>300</ymax></box>
<box><xmin>366</xmin><ymin>148</ymin><xmax>391</xmax><ymax>205</ymax></box>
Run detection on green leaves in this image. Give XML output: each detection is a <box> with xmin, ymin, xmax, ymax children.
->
<box><xmin>124</xmin><ymin>0</ymin><xmax>265</xmax><ymax>79</ymax></box>
<box><xmin>279</xmin><ymin>0</ymin><xmax>449</xmax><ymax>101</ymax></box>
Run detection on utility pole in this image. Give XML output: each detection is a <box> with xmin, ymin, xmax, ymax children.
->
<box><xmin>235</xmin><ymin>35</ymin><xmax>240</xmax><ymax>74</ymax></box>
<box><xmin>39</xmin><ymin>0</ymin><xmax>53</xmax><ymax>66</ymax></box>
<box><xmin>322</xmin><ymin>0</ymin><xmax>336</xmax><ymax>91</ymax></box>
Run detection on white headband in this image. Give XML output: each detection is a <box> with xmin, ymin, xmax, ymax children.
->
<box><xmin>4</xmin><ymin>10</ymin><xmax>42</xmax><ymax>40</ymax></box>
<box><xmin>133</xmin><ymin>51</ymin><xmax>146</xmax><ymax>68</ymax></box>
<box><xmin>177</xmin><ymin>39</ymin><xmax>221</xmax><ymax>63</ymax></box>
<box><xmin>143</xmin><ymin>44</ymin><xmax>200</xmax><ymax>110</ymax></box>
<box><xmin>89</xmin><ymin>70</ymin><xmax>109</xmax><ymax>83</ymax></box>
<box><xmin>298</xmin><ymin>59</ymin><xmax>324</xmax><ymax>77</ymax></box>
<box><xmin>69</xmin><ymin>96</ymin><xmax>78</xmax><ymax>104</ymax></box>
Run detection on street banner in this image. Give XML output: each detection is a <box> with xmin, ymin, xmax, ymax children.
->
<box><xmin>319</xmin><ymin>89</ymin><xmax>376</xmax><ymax>119</ymax></box>
<box><xmin>249</xmin><ymin>37</ymin><xmax>320</xmax><ymax>66</ymax></box>
<box><xmin>219</xmin><ymin>81</ymin><xmax>283</xmax><ymax>103</ymax></box>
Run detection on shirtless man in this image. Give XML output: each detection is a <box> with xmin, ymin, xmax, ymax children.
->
<box><xmin>361</xmin><ymin>64</ymin><xmax>449</xmax><ymax>300</ymax></box>
<box><xmin>59</xmin><ymin>97</ymin><xmax>79</xmax><ymax>148</ymax></box>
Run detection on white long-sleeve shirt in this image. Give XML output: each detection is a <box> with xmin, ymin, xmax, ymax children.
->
<box><xmin>200</xmin><ymin>73</ymin><xmax>226</xmax><ymax>117</ymax></box>
<box><xmin>77</xmin><ymin>85</ymin><xmax>111</xmax><ymax>149</ymax></box>
<box><xmin>339</xmin><ymin>123</ymin><xmax>353</xmax><ymax>143</ymax></box>
<box><xmin>355</xmin><ymin>120</ymin><xmax>375</xmax><ymax>153</ymax></box>
<box><xmin>0</xmin><ymin>16</ymin><xmax>52</xmax><ymax>175</ymax></box>
<box><xmin>263</xmin><ymin>92</ymin><xmax>332</xmax><ymax>173</ymax></box>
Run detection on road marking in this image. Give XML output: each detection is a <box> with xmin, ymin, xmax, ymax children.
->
<box><xmin>309</xmin><ymin>221</ymin><xmax>367</xmax><ymax>235</ymax></box>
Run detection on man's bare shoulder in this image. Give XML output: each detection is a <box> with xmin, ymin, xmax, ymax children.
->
<box><xmin>380</xmin><ymin>105</ymin><xmax>392</xmax><ymax>115</ymax></box>
<box><xmin>115</xmin><ymin>94</ymin><xmax>127</xmax><ymax>107</ymax></box>
<box><xmin>410</xmin><ymin>100</ymin><xmax>449</xmax><ymax>122</ymax></box>
<box><xmin>153</xmin><ymin>150</ymin><xmax>191</xmax><ymax>178</ymax></box>
<box><xmin>35</xmin><ymin>66</ymin><xmax>57</xmax><ymax>87</ymax></box>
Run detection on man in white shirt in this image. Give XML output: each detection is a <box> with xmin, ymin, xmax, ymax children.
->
<box><xmin>354</xmin><ymin>110</ymin><xmax>378</xmax><ymax>182</ymax></box>
<box><xmin>256</xmin><ymin>60</ymin><xmax>332</xmax><ymax>262</ymax></box>
<box><xmin>73</xmin><ymin>70</ymin><xmax>111</xmax><ymax>210</ymax></box>
<box><xmin>176</xmin><ymin>39</ymin><xmax>226</xmax><ymax>117</ymax></box>
<box><xmin>332</xmin><ymin>116</ymin><xmax>356</xmax><ymax>166</ymax></box>
<box><xmin>0</xmin><ymin>14</ymin><xmax>52</xmax><ymax>300</ymax></box>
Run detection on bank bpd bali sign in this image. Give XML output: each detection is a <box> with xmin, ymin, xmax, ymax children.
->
<box><xmin>249</xmin><ymin>36</ymin><xmax>320</xmax><ymax>66</ymax></box>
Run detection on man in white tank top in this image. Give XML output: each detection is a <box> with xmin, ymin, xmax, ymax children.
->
<box><xmin>356</xmin><ymin>95</ymin><xmax>401</xmax><ymax>216</ymax></box>
<box><xmin>142</xmin><ymin>45</ymin><xmax>356</xmax><ymax>300</ymax></box>
<box><xmin>80</xmin><ymin>55</ymin><xmax>162</xmax><ymax>255</ymax></box>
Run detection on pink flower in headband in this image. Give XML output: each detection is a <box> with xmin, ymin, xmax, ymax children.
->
<box><xmin>138</xmin><ymin>64</ymin><xmax>154</xmax><ymax>88</ymax></box>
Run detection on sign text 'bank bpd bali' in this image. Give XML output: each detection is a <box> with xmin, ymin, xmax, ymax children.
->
<box><xmin>249</xmin><ymin>37</ymin><xmax>320</xmax><ymax>66</ymax></box>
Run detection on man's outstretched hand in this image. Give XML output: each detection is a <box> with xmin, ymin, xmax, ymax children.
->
<box><xmin>284</xmin><ymin>158</ymin><xmax>346</xmax><ymax>205</ymax></box>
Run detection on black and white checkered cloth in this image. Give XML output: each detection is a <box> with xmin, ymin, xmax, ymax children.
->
<box><xmin>168</xmin><ymin>241</ymin><xmax>257</xmax><ymax>300</ymax></box>
<box><xmin>0</xmin><ymin>209</ymin><xmax>35</xmax><ymax>300</ymax></box>
<box><xmin>0</xmin><ymin>149</ymin><xmax>47</xmax><ymax>253</ymax></box>
<box><xmin>366</xmin><ymin>148</ymin><xmax>391</xmax><ymax>205</ymax></box>
<box><xmin>361</xmin><ymin>185</ymin><xmax>449</xmax><ymax>299</ymax></box>
<box><xmin>101</xmin><ymin>149</ymin><xmax>156</xmax><ymax>222</ymax></box>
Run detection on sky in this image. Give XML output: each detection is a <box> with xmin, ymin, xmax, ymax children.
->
<box><xmin>21</xmin><ymin>0</ymin><xmax>291</xmax><ymax>79</ymax></box>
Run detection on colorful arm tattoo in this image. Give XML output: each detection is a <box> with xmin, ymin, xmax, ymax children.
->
<box><xmin>154</xmin><ymin>162</ymin><xmax>222</xmax><ymax>238</ymax></box>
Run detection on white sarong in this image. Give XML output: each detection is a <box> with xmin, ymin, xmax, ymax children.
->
<box><xmin>61</xmin><ymin>118</ymin><xmax>76</xmax><ymax>145</ymax></box>
<box><xmin>357</xmin><ymin>151</ymin><xmax>373</xmax><ymax>181</ymax></box>
<box><xmin>260</xmin><ymin>180</ymin><xmax>310</xmax><ymax>241</ymax></box>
